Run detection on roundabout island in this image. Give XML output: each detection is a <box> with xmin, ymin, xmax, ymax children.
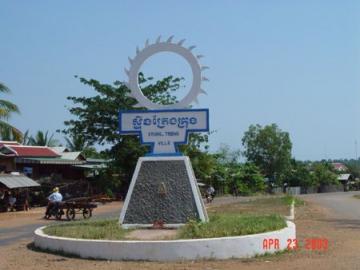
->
<box><xmin>34</xmin><ymin>219</ymin><xmax>296</xmax><ymax>261</ymax></box>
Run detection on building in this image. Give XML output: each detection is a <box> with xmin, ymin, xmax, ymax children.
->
<box><xmin>331</xmin><ymin>162</ymin><xmax>349</xmax><ymax>173</ymax></box>
<box><xmin>0</xmin><ymin>141</ymin><xmax>86</xmax><ymax>181</ymax></box>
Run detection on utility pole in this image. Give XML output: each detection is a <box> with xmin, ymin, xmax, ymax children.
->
<box><xmin>355</xmin><ymin>140</ymin><xmax>358</xmax><ymax>160</ymax></box>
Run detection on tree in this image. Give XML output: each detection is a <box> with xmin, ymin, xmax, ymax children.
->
<box><xmin>242</xmin><ymin>124</ymin><xmax>292</xmax><ymax>185</ymax></box>
<box><xmin>62</xmin><ymin>74</ymin><xmax>210</xmax><ymax>191</ymax></box>
<box><xmin>29</xmin><ymin>130</ymin><xmax>59</xmax><ymax>146</ymax></box>
<box><xmin>64</xmin><ymin>133</ymin><xmax>100</xmax><ymax>158</ymax></box>
<box><xmin>286</xmin><ymin>159</ymin><xmax>315</xmax><ymax>188</ymax></box>
<box><xmin>0</xmin><ymin>82</ymin><xmax>22</xmax><ymax>141</ymax></box>
<box><xmin>235</xmin><ymin>163</ymin><xmax>265</xmax><ymax>195</ymax></box>
<box><xmin>312</xmin><ymin>162</ymin><xmax>338</xmax><ymax>187</ymax></box>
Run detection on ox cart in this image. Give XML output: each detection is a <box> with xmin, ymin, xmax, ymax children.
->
<box><xmin>45</xmin><ymin>197</ymin><xmax>98</xmax><ymax>221</ymax></box>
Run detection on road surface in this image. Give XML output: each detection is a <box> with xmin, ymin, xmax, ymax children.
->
<box><xmin>301</xmin><ymin>191</ymin><xmax>360</xmax><ymax>229</ymax></box>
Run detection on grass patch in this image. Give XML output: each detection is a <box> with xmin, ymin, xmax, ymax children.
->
<box><xmin>353</xmin><ymin>195</ymin><xmax>360</xmax><ymax>200</ymax></box>
<box><xmin>43</xmin><ymin>219</ymin><xmax>128</xmax><ymax>240</ymax></box>
<box><xmin>177</xmin><ymin>213</ymin><xmax>286</xmax><ymax>239</ymax></box>
<box><xmin>43</xmin><ymin>196</ymin><xmax>292</xmax><ymax>240</ymax></box>
<box><xmin>281</xmin><ymin>195</ymin><xmax>305</xmax><ymax>206</ymax></box>
<box><xmin>44</xmin><ymin>213</ymin><xmax>286</xmax><ymax>240</ymax></box>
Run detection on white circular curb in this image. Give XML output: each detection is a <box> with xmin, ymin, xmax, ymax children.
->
<box><xmin>34</xmin><ymin>221</ymin><xmax>295</xmax><ymax>261</ymax></box>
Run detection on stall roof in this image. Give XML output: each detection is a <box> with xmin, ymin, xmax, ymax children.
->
<box><xmin>15</xmin><ymin>157</ymin><xmax>85</xmax><ymax>165</ymax></box>
<box><xmin>0</xmin><ymin>174</ymin><xmax>40</xmax><ymax>189</ymax></box>
<box><xmin>73</xmin><ymin>164</ymin><xmax>108</xmax><ymax>169</ymax></box>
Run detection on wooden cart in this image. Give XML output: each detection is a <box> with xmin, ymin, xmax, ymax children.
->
<box><xmin>48</xmin><ymin>198</ymin><xmax>97</xmax><ymax>221</ymax></box>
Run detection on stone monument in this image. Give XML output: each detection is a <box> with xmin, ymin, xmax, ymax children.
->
<box><xmin>119</xmin><ymin>36</ymin><xmax>209</xmax><ymax>228</ymax></box>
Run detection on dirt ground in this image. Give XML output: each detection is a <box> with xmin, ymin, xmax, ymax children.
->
<box><xmin>1</xmin><ymin>198</ymin><xmax>360</xmax><ymax>270</ymax></box>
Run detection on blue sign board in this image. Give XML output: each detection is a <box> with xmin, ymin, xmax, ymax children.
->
<box><xmin>119</xmin><ymin>109</ymin><xmax>209</xmax><ymax>156</ymax></box>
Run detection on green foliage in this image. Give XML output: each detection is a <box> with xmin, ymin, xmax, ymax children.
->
<box><xmin>44</xmin><ymin>219</ymin><xmax>127</xmax><ymax>240</ymax></box>
<box><xmin>206</xmin><ymin>145</ymin><xmax>265</xmax><ymax>195</ymax></box>
<box><xmin>311</xmin><ymin>162</ymin><xmax>339</xmax><ymax>186</ymax></box>
<box><xmin>182</xmin><ymin>135</ymin><xmax>216</xmax><ymax>184</ymax></box>
<box><xmin>44</xmin><ymin>214</ymin><xmax>286</xmax><ymax>240</ymax></box>
<box><xmin>286</xmin><ymin>159</ymin><xmax>315</xmax><ymax>188</ymax></box>
<box><xmin>28</xmin><ymin>130</ymin><xmax>59</xmax><ymax>146</ymax></box>
<box><xmin>281</xmin><ymin>195</ymin><xmax>305</xmax><ymax>206</ymax></box>
<box><xmin>62</xmin><ymin>74</ymin><xmax>210</xmax><ymax>192</ymax></box>
<box><xmin>64</xmin><ymin>132</ymin><xmax>100</xmax><ymax>158</ymax></box>
<box><xmin>242</xmin><ymin>124</ymin><xmax>292</xmax><ymax>185</ymax></box>
<box><xmin>178</xmin><ymin>213</ymin><xmax>286</xmax><ymax>239</ymax></box>
<box><xmin>0</xmin><ymin>82</ymin><xmax>22</xmax><ymax>141</ymax></box>
<box><xmin>227</xmin><ymin>162</ymin><xmax>265</xmax><ymax>196</ymax></box>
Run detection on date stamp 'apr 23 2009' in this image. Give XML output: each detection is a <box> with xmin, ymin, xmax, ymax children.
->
<box><xmin>263</xmin><ymin>238</ymin><xmax>329</xmax><ymax>251</ymax></box>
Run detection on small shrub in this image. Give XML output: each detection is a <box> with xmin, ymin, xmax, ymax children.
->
<box><xmin>178</xmin><ymin>213</ymin><xmax>286</xmax><ymax>239</ymax></box>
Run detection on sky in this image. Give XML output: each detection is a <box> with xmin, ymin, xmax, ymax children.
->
<box><xmin>1</xmin><ymin>1</ymin><xmax>360</xmax><ymax>161</ymax></box>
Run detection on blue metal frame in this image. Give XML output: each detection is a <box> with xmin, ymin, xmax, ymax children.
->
<box><xmin>119</xmin><ymin>108</ymin><xmax>210</xmax><ymax>156</ymax></box>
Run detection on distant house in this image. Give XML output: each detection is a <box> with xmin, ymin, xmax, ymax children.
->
<box><xmin>338</xmin><ymin>174</ymin><xmax>354</xmax><ymax>182</ymax></box>
<box><xmin>51</xmin><ymin>147</ymin><xmax>86</xmax><ymax>161</ymax></box>
<box><xmin>331</xmin><ymin>162</ymin><xmax>349</xmax><ymax>172</ymax></box>
<box><xmin>0</xmin><ymin>141</ymin><xmax>85</xmax><ymax>181</ymax></box>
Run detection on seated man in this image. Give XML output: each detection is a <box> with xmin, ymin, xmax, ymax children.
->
<box><xmin>8</xmin><ymin>192</ymin><xmax>16</xmax><ymax>211</ymax></box>
<box><xmin>45</xmin><ymin>187</ymin><xmax>63</xmax><ymax>216</ymax></box>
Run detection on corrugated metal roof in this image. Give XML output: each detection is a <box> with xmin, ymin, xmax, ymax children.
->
<box><xmin>3</xmin><ymin>145</ymin><xmax>60</xmax><ymax>157</ymax></box>
<box><xmin>73</xmin><ymin>164</ymin><xmax>108</xmax><ymax>169</ymax></box>
<box><xmin>15</xmin><ymin>157</ymin><xmax>85</xmax><ymax>165</ymax></box>
<box><xmin>0</xmin><ymin>174</ymin><xmax>40</xmax><ymax>189</ymax></box>
<box><xmin>338</xmin><ymin>174</ymin><xmax>352</xmax><ymax>181</ymax></box>
<box><xmin>51</xmin><ymin>146</ymin><xmax>68</xmax><ymax>153</ymax></box>
<box><xmin>60</xmin><ymin>152</ymin><xmax>84</xmax><ymax>160</ymax></box>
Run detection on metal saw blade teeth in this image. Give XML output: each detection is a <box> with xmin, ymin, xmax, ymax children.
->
<box><xmin>197</xmin><ymin>54</ymin><xmax>204</xmax><ymax>59</ymax></box>
<box><xmin>188</xmin><ymin>45</ymin><xmax>196</xmax><ymax>51</ymax></box>
<box><xmin>177</xmin><ymin>39</ymin><xmax>186</xmax><ymax>46</ymax></box>
<box><xmin>201</xmin><ymin>66</ymin><xmax>210</xmax><ymax>71</ymax></box>
<box><xmin>124</xmin><ymin>68</ymin><xmax>130</xmax><ymax>77</ymax></box>
<box><xmin>145</xmin><ymin>39</ymin><xmax>149</xmax><ymax>47</ymax></box>
<box><xmin>156</xmin><ymin>35</ymin><xmax>161</xmax><ymax>43</ymax></box>
<box><xmin>166</xmin><ymin>35</ymin><xmax>174</xmax><ymax>43</ymax></box>
<box><xmin>200</xmin><ymin>89</ymin><xmax>208</xmax><ymax>95</ymax></box>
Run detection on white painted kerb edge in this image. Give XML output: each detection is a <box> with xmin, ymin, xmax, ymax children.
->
<box><xmin>34</xmin><ymin>221</ymin><xmax>295</xmax><ymax>261</ymax></box>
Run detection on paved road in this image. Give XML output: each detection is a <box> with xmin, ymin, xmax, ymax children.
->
<box><xmin>2</xmin><ymin>192</ymin><xmax>360</xmax><ymax>247</ymax></box>
<box><xmin>301</xmin><ymin>191</ymin><xmax>360</xmax><ymax>219</ymax></box>
<box><xmin>300</xmin><ymin>191</ymin><xmax>360</xmax><ymax>230</ymax></box>
<box><xmin>0</xmin><ymin>208</ymin><xmax>120</xmax><ymax>247</ymax></box>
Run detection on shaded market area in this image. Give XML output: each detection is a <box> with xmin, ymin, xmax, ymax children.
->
<box><xmin>0</xmin><ymin>141</ymin><xmax>111</xmax><ymax>213</ymax></box>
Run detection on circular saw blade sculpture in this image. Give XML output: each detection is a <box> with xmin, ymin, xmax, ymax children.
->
<box><xmin>124</xmin><ymin>35</ymin><xmax>209</xmax><ymax>109</ymax></box>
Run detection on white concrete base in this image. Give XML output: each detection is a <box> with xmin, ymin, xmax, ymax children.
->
<box><xmin>34</xmin><ymin>221</ymin><xmax>295</xmax><ymax>261</ymax></box>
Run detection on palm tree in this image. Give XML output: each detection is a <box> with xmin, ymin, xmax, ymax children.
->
<box><xmin>64</xmin><ymin>133</ymin><xmax>98</xmax><ymax>158</ymax></box>
<box><xmin>0</xmin><ymin>82</ymin><xmax>22</xmax><ymax>141</ymax></box>
<box><xmin>22</xmin><ymin>130</ymin><xmax>32</xmax><ymax>145</ymax></box>
<box><xmin>29</xmin><ymin>130</ymin><xmax>59</xmax><ymax>146</ymax></box>
<box><xmin>64</xmin><ymin>133</ymin><xmax>89</xmax><ymax>151</ymax></box>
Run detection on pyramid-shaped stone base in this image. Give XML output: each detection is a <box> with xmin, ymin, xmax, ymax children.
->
<box><xmin>119</xmin><ymin>156</ymin><xmax>208</xmax><ymax>228</ymax></box>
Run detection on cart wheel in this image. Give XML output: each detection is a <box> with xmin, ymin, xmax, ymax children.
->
<box><xmin>66</xmin><ymin>208</ymin><xmax>76</xmax><ymax>220</ymax></box>
<box><xmin>55</xmin><ymin>210</ymin><xmax>63</xmax><ymax>220</ymax></box>
<box><xmin>82</xmin><ymin>208</ymin><xmax>92</xmax><ymax>219</ymax></box>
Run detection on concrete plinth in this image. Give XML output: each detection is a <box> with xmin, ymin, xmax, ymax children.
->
<box><xmin>119</xmin><ymin>156</ymin><xmax>208</xmax><ymax>228</ymax></box>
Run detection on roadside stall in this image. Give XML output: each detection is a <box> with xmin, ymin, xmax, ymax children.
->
<box><xmin>0</xmin><ymin>173</ymin><xmax>40</xmax><ymax>212</ymax></box>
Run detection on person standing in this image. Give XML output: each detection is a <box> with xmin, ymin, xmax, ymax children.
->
<box><xmin>45</xmin><ymin>187</ymin><xmax>63</xmax><ymax>217</ymax></box>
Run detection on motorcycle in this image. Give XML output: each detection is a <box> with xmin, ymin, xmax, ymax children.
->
<box><xmin>44</xmin><ymin>202</ymin><xmax>64</xmax><ymax>220</ymax></box>
<box><xmin>205</xmin><ymin>193</ymin><xmax>215</xmax><ymax>203</ymax></box>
